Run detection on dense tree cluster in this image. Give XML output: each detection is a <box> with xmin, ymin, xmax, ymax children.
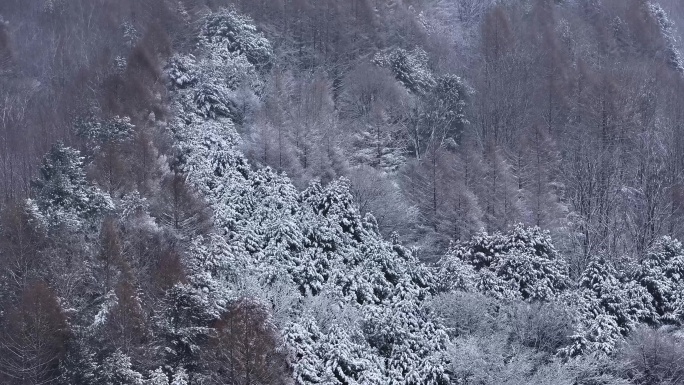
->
<box><xmin>3</xmin><ymin>1</ymin><xmax>684</xmax><ymax>384</ymax></box>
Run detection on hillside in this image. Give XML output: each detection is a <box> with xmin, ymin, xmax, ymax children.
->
<box><xmin>2</xmin><ymin>1</ymin><xmax>684</xmax><ymax>384</ymax></box>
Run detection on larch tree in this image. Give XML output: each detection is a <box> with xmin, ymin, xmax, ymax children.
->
<box><xmin>0</xmin><ymin>282</ymin><xmax>69</xmax><ymax>385</ymax></box>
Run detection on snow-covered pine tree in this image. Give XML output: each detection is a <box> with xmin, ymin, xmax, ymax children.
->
<box><xmin>647</xmin><ymin>2</ymin><xmax>684</xmax><ymax>74</ymax></box>
<box><xmin>76</xmin><ymin>115</ymin><xmax>135</xmax><ymax>145</ymax></box>
<box><xmin>373</xmin><ymin>48</ymin><xmax>436</xmax><ymax>95</ymax></box>
<box><xmin>146</xmin><ymin>368</ymin><xmax>169</xmax><ymax>385</ymax></box>
<box><xmin>29</xmin><ymin>142</ymin><xmax>113</xmax><ymax>229</ymax></box>
<box><xmin>199</xmin><ymin>9</ymin><xmax>273</xmax><ymax>70</ymax></box>
<box><xmin>580</xmin><ymin>256</ymin><xmax>656</xmax><ymax>332</ymax></box>
<box><xmin>439</xmin><ymin>225</ymin><xmax>569</xmax><ymax>301</ymax></box>
<box><xmin>563</xmin><ymin>256</ymin><xmax>657</xmax><ymax>356</ymax></box>
<box><xmin>94</xmin><ymin>350</ymin><xmax>144</xmax><ymax>385</ymax></box>
<box><xmin>632</xmin><ymin>236</ymin><xmax>684</xmax><ymax>324</ymax></box>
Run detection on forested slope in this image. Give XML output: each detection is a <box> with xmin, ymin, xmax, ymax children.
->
<box><xmin>2</xmin><ymin>1</ymin><xmax>684</xmax><ymax>384</ymax></box>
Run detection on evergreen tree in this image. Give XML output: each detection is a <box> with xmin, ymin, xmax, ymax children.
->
<box><xmin>199</xmin><ymin>9</ymin><xmax>274</xmax><ymax>70</ymax></box>
<box><xmin>580</xmin><ymin>256</ymin><xmax>656</xmax><ymax>332</ymax></box>
<box><xmin>30</xmin><ymin>142</ymin><xmax>113</xmax><ymax>229</ymax></box>
<box><xmin>146</xmin><ymin>368</ymin><xmax>169</xmax><ymax>385</ymax></box>
<box><xmin>632</xmin><ymin>236</ymin><xmax>684</xmax><ymax>324</ymax></box>
<box><xmin>76</xmin><ymin>115</ymin><xmax>135</xmax><ymax>145</ymax></box>
<box><xmin>440</xmin><ymin>225</ymin><xmax>569</xmax><ymax>301</ymax></box>
<box><xmin>94</xmin><ymin>350</ymin><xmax>144</xmax><ymax>385</ymax></box>
<box><xmin>373</xmin><ymin>48</ymin><xmax>435</xmax><ymax>95</ymax></box>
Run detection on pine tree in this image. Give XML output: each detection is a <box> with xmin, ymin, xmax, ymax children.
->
<box><xmin>146</xmin><ymin>368</ymin><xmax>169</xmax><ymax>385</ymax></box>
<box><xmin>420</xmin><ymin>74</ymin><xmax>469</xmax><ymax>147</ymax></box>
<box><xmin>199</xmin><ymin>9</ymin><xmax>273</xmax><ymax>70</ymax></box>
<box><xmin>76</xmin><ymin>115</ymin><xmax>135</xmax><ymax>144</ymax></box>
<box><xmin>30</xmin><ymin>142</ymin><xmax>113</xmax><ymax>229</ymax></box>
<box><xmin>632</xmin><ymin>236</ymin><xmax>684</xmax><ymax>324</ymax></box>
<box><xmin>570</xmin><ymin>255</ymin><xmax>657</xmax><ymax>356</ymax></box>
<box><xmin>562</xmin><ymin>313</ymin><xmax>622</xmax><ymax>357</ymax></box>
<box><xmin>373</xmin><ymin>48</ymin><xmax>435</xmax><ymax>95</ymax></box>
<box><xmin>157</xmin><ymin>283</ymin><xmax>219</xmax><ymax>373</ymax></box>
<box><xmin>647</xmin><ymin>3</ymin><xmax>684</xmax><ymax>73</ymax></box>
<box><xmin>170</xmin><ymin>367</ymin><xmax>188</xmax><ymax>385</ymax></box>
<box><xmin>94</xmin><ymin>350</ymin><xmax>144</xmax><ymax>385</ymax></box>
<box><xmin>440</xmin><ymin>225</ymin><xmax>569</xmax><ymax>301</ymax></box>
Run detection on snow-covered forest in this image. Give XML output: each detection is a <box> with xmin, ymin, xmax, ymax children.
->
<box><xmin>2</xmin><ymin>0</ymin><xmax>684</xmax><ymax>384</ymax></box>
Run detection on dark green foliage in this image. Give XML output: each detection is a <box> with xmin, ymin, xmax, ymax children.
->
<box><xmin>30</xmin><ymin>142</ymin><xmax>113</xmax><ymax>227</ymax></box>
<box><xmin>424</xmin><ymin>74</ymin><xmax>469</xmax><ymax>143</ymax></box>
<box><xmin>199</xmin><ymin>9</ymin><xmax>273</xmax><ymax>70</ymax></box>
<box><xmin>373</xmin><ymin>48</ymin><xmax>435</xmax><ymax>95</ymax></box>
<box><xmin>76</xmin><ymin>116</ymin><xmax>135</xmax><ymax>144</ymax></box>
